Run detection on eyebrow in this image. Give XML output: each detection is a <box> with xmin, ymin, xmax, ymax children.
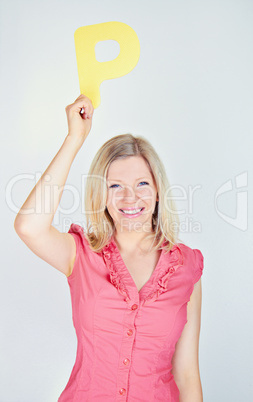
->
<box><xmin>107</xmin><ymin>177</ymin><xmax>151</xmax><ymax>182</ymax></box>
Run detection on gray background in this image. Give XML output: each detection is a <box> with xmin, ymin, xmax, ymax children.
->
<box><xmin>1</xmin><ymin>0</ymin><xmax>252</xmax><ymax>401</ymax></box>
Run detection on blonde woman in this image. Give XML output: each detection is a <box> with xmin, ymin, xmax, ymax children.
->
<box><xmin>14</xmin><ymin>95</ymin><xmax>204</xmax><ymax>402</ymax></box>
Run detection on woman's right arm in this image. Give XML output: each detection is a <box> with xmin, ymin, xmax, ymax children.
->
<box><xmin>14</xmin><ymin>94</ymin><xmax>94</xmax><ymax>277</ymax></box>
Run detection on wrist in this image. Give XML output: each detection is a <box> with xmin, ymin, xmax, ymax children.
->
<box><xmin>65</xmin><ymin>133</ymin><xmax>85</xmax><ymax>150</ymax></box>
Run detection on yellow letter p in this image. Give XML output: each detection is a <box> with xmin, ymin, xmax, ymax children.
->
<box><xmin>74</xmin><ymin>21</ymin><xmax>140</xmax><ymax>108</ymax></box>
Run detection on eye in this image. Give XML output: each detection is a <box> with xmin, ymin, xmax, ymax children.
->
<box><xmin>138</xmin><ymin>181</ymin><xmax>149</xmax><ymax>186</ymax></box>
<box><xmin>109</xmin><ymin>184</ymin><xmax>121</xmax><ymax>189</ymax></box>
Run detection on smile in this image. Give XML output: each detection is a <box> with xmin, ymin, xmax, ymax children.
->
<box><xmin>119</xmin><ymin>207</ymin><xmax>145</xmax><ymax>218</ymax></box>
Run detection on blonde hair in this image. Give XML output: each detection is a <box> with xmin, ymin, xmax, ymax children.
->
<box><xmin>84</xmin><ymin>133</ymin><xmax>181</xmax><ymax>254</ymax></box>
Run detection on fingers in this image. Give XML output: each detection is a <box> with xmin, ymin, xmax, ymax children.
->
<box><xmin>80</xmin><ymin>108</ymin><xmax>92</xmax><ymax>120</ymax></box>
<box><xmin>66</xmin><ymin>94</ymin><xmax>94</xmax><ymax>120</ymax></box>
<box><xmin>77</xmin><ymin>95</ymin><xmax>94</xmax><ymax>118</ymax></box>
<box><xmin>75</xmin><ymin>94</ymin><xmax>89</xmax><ymax>102</ymax></box>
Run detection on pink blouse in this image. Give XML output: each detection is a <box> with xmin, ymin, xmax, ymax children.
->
<box><xmin>58</xmin><ymin>223</ymin><xmax>204</xmax><ymax>402</ymax></box>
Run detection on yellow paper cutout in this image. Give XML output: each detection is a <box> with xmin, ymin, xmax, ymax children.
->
<box><xmin>74</xmin><ymin>21</ymin><xmax>140</xmax><ymax>108</ymax></box>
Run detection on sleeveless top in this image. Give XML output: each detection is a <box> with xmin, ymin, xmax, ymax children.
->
<box><xmin>58</xmin><ymin>223</ymin><xmax>204</xmax><ymax>402</ymax></box>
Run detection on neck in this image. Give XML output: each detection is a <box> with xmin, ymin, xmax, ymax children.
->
<box><xmin>113</xmin><ymin>226</ymin><xmax>156</xmax><ymax>254</ymax></box>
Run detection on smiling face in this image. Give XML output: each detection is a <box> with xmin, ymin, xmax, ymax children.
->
<box><xmin>106</xmin><ymin>156</ymin><xmax>158</xmax><ymax>233</ymax></box>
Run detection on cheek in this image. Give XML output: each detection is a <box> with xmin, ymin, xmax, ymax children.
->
<box><xmin>106</xmin><ymin>192</ymin><xmax>112</xmax><ymax>206</ymax></box>
<box><xmin>106</xmin><ymin>190</ymin><xmax>122</xmax><ymax>207</ymax></box>
<box><xmin>137</xmin><ymin>188</ymin><xmax>156</xmax><ymax>200</ymax></box>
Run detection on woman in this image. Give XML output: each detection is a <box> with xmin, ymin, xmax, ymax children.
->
<box><xmin>14</xmin><ymin>95</ymin><xmax>204</xmax><ymax>401</ymax></box>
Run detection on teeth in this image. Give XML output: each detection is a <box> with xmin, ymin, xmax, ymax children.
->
<box><xmin>121</xmin><ymin>208</ymin><xmax>142</xmax><ymax>215</ymax></box>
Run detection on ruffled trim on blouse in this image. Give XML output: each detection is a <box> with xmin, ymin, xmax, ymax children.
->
<box><xmin>102</xmin><ymin>241</ymin><xmax>131</xmax><ymax>303</ymax></box>
<box><xmin>101</xmin><ymin>238</ymin><xmax>184</xmax><ymax>305</ymax></box>
<box><xmin>143</xmin><ymin>245</ymin><xmax>184</xmax><ymax>304</ymax></box>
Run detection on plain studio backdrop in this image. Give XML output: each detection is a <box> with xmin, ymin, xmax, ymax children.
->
<box><xmin>1</xmin><ymin>0</ymin><xmax>252</xmax><ymax>401</ymax></box>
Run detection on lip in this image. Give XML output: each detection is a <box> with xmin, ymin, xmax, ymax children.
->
<box><xmin>119</xmin><ymin>207</ymin><xmax>145</xmax><ymax>218</ymax></box>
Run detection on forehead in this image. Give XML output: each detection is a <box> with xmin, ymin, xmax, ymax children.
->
<box><xmin>107</xmin><ymin>156</ymin><xmax>153</xmax><ymax>179</ymax></box>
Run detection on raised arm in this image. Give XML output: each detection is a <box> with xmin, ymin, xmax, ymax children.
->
<box><xmin>14</xmin><ymin>95</ymin><xmax>94</xmax><ymax>276</ymax></box>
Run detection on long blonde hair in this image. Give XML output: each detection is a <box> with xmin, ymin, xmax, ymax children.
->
<box><xmin>84</xmin><ymin>133</ymin><xmax>181</xmax><ymax>254</ymax></box>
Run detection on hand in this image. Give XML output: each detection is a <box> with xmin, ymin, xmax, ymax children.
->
<box><xmin>65</xmin><ymin>94</ymin><xmax>94</xmax><ymax>142</ymax></box>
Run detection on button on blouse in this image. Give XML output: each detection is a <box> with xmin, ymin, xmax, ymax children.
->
<box><xmin>58</xmin><ymin>223</ymin><xmax>204</xmax><ymax>402</ymax></box>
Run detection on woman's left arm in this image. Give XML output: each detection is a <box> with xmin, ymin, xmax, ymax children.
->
<box><xmin>171</xmin><ymin>279</ymin><xmax>203</xmax><ymax>402</ymax></box>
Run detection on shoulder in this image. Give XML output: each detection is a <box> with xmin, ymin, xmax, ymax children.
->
<box><xmin>68</xmin><ymin>223</ymin><xmax>90</xmax><ymax>251</ymax></box>
<box><xmin>177</xmin><ymin>242</ymin><xmax>204</xmax><ymax>260</ymax></box>
<box><xmin>176</xmin><ymin>242</ymin><xmax>204</xmax><ymax>283</ymax></box>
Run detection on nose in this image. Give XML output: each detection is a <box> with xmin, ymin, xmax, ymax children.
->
<box><xmin>122</xmin><ymin>185</ymin><xmax>137</xmax><ymax>201</ymax></box>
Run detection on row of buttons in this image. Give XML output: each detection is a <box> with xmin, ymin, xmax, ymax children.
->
<box><xmin>118</xmin><ymin>304</ymin><xmax>138</xmax><ymax>396</ymax></box>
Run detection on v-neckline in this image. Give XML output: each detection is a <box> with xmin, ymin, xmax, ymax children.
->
<box><xmin>102</xmin><ymin>238</ymin><xmax>184</xmax><ymax>305</ymax></box>
<box><xmin>110</xmin><ymin>237</ymin><xmax>166</xmax><ymax>294</ymax></box>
